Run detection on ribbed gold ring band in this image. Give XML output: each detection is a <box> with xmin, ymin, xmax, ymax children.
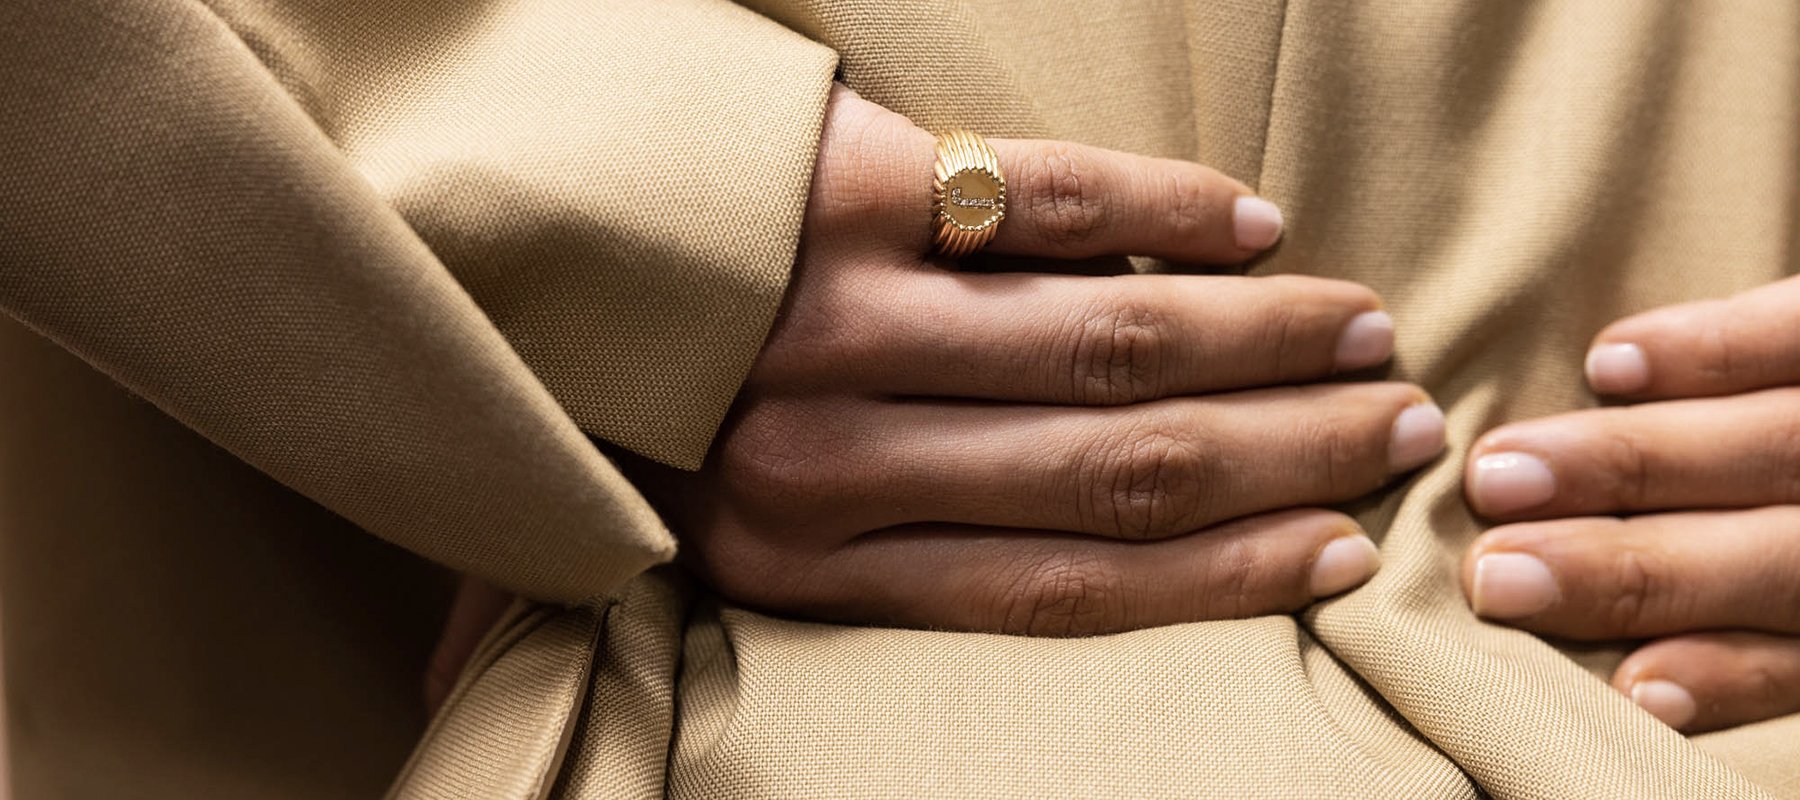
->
<box><xmin>930</xmin><ymin>130</ymin><xmax>1006</xmax><ymax>258</ymax></box>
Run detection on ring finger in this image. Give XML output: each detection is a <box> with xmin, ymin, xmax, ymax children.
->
<box><xmin>983</xmin><ymin>137</ymin><xmax>1283</xmax><ymax>262</ymax></box>
<box><xmin>884</xmin><ymin>131</ymin><xmax>1283</xmax><ymax>263</ymax></box>
<box><xmin>756</xmin><ymin>270</ymin><xmax>1394</xmax><ymax>404</ymax></box>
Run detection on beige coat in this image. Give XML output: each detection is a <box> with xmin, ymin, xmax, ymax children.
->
<box><xmin>1</xmin><ymin>0</ymin><xmax>1796</xmax><ymax>797</ymax></box>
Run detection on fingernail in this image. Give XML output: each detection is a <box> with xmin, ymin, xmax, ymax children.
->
<box><xmin>1335</xmin><ymin>311</ymin><xmax>1395</xmax><ymax>371</ymax></box>
<box><xmin>1586</xmin><ymin>343</ymin><xmax>1650</xmax><ymax>395</ymax></box>
<box><xmin>1631</xmin><ymin>679</ymin><xmax>1697</xmax><ymax>730</ymax></box>
<box><xmin>1470</xmin><ymin>452</ymin><xmax>1557</xmax><ymax>514</ymax></box>
<box><xmin>1310</xmin><ymin>535</ymin><xmax>1381</xmax><ymax>598</ymax></box>
<box><xmin>1471</xmin><ymin>552</ymin><xmax>1559</xmax><ymax>618</ymax></box>
<box><xmin>1388</xmin><ymin>402</ymin><xmax>1446</xmax><ymax>472</ymax></box>
<box><xmin>1233</xmin><ymin>196</ymin><xmax>1284</xmax><ymax>250</ymax></box>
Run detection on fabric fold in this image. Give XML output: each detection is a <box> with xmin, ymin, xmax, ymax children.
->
<box><xmin>388</xmin><ymin>602</ymin><xmax>605</xmax><ymax>800</ymax></box>
<box><xmin>202</xmin><ymin>0</ymin><xmax>840</xmax><ymax>469</ymax></box>
<box><xmin>0</xmin><ymin>0</ymin><xmax>673</xmax><ymax>602</ymax></box>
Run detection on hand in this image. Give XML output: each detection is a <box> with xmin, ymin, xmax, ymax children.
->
<box><xmin>423</xmin><ymin>86</ymin><xmax>1450</xmax><ymax>705</ymax></box>
<box><xmin>629</xmin><ymin>85</ymin><xmax>1445</xmax><ymax>636</ymax></box>
<box><xmin>1462</xmin><ymin>275</ymin><xmax>1800</xmax><ymax>733</ymax></box>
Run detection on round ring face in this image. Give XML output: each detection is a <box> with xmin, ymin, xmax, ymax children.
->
<box><xmin>940</xmin><ymin>167</ymin><xmax>1005</xmax><ymax>230</ymax></box>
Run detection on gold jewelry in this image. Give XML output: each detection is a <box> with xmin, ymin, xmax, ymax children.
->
<box><xmin>931</xmin><ymin>130</ymin><xmax>1006</xmax><ymax>258</ymax></box>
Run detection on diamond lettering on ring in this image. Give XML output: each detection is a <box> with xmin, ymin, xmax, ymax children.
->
<box><xmin>939</xmin><ymin>168</ymin><xmax>1004</xmax><ymax>231</ymax></box>
<box><xmin>949</xmin><ymin>187</ymin><xmax>998</xmax><ymax>209</ymax></box>
<box><xmin>930</xmin><ymin>130</ymin><xmax>1006</xmax><ymax>258</ymax></box>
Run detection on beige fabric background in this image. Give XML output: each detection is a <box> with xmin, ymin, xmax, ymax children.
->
<box><xmin>1</xmin><ymin>0</ymin><xmax>1797</xmax><ymax>798</ymax></box>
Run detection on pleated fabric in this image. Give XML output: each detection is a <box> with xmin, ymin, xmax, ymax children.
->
<box><xmin>1</xmin><ymin>0</ymin><xmax>1796</xmax><ymax>798</ymax></box>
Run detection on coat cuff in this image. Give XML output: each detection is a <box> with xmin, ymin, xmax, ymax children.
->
<box><xmin>221</xmin><ymin>0</ymin><xmax>839</xmax><ymax>469</ymax></box>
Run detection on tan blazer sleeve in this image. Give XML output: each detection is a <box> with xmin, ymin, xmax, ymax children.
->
<box><xmin>204</xmin><ymin>0</ymin><xmax>840</xmax><ymax>470</ymax></box>
<box><xmin>0</xmin><ymin>0</ymin><xmax>834</xmax><ymax>602</ymax></box>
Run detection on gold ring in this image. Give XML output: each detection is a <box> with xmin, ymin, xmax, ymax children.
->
<box><xmin>931</xmin><ymin>130</ymin><xmax>1006</xmax><ymax>258</ymax></box>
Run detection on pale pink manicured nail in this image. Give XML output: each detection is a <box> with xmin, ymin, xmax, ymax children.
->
<box><xmin>1631</xmin><ymin>679</ymin><xmax>1697</xmax><ymax>730</ymax></box>
<box><xmin>1585</xmin><ymin>343</ymin><xmax>1650</xmax><ymax>395</ymax></box>
<box><xmin>1334</xmin><ymin>311</ymin><xmax>1395</xmax><ymax>371</ymax></box>
<box><xmin>1310</xmin><ymin>536</ymin><xmax>1381</xmax><ymax>598</ymax></box>
<box><xmin>1388</xmin><ymin>402</ymin><xmax>1446</xmax><ymax>472</ymax></box>
<box><xmin>1233</xmin><ymin>196</ymin><xmax>1284</xmax><ymax>250</ymax></box>
<box><xmin>1471</xmin><ymin>552</ymin><xmax>1559</xmax><ymax>619</ymax></box>
<box><xmin>1470</xmin><ymin>452</ymin><xmax>1557</xmax><ymax>514</ymax></box>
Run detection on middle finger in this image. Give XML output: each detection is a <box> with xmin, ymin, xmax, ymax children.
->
<box><xmin>738</xmin><ymin>382</ymin><xmax>1442</xmax><ymax>540</ymax></box>
<box><xmin>1466</xmin><ymin>387</ymin><xmax>1800</xmax><ymax>520</ymax></box>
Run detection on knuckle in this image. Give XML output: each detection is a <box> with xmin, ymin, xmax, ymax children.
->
<box><xmin>1252</xmin><ymin>275</ymin><xmax>1382</xmax><ymax>375</ymax></box>
<box><xmin>1025</xmin><ymin>144</ymin><xmax>1108</xmax><ymax>250</ymax></box>
<box><xmin>1304</xmin><ymin>412</ymin><xmax>1379</xmax><ymax>497</ymax></box>
<box><xmin>1757</xmin><ymin>511</ymin><xmax>1800</xmax><ymax>625</ymax></box>
<box><xmin>1760</xmin><ymin>403</ymin><xmax>1800</xmax><ymax>500</ymax></box>
<box><xmin>1695</xmin><ymin>321</ymin><xmax>1733</xmax><ymax>380</ymax></box>
<box><xmin>1002</xmin><ymin>553</ymin><xmax>1128</xmax><ymax>636</ymax></box>
<box><xmin>1162</xmin><ymin>168</ymin><xmax>1221</xmax><ymax>242</ymax></box>
<box><xmin>1691</xmin><ymin>305</ymin><xmax>1768</xmax><ymax>386</ymax></box>
<box><xmin>1077</xmin><ymin>425</ymin><xmax>1209</xmax><ymax>540</ymax></box>
<box><xmin>1597</xmin><ymin>420</ymin><xmax>1658</xmax><ymax>509</ymax></box>
<box><xmin>1744</xmin><ymin>661</ymin><xmax>1785</xmax><ymax>708</ymax></box>
<box><xmin>1196</xmin><ymin>535</ymin><xmax>1267</xmax><ymax>619</ymax></box>
<box><xmin>1066</xmin><ymin>299</ymin><xmax>1168</xmax><ymax>404</ymax></box>
<box><xmin>1249</xmin><ymin>299</ymin><xmax>1307</xmax><ymax>382</ymax></box>
<box><xmin>1603</xmin><ymin>546</ymin><xmax>1673</xmax><ymax>636</ymax></box>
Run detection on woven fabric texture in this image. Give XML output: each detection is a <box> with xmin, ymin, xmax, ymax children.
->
<box><xmin>1</xmin><ymin>0</ymin><xmax>1797</xmax><ymax>798</ymax></box>
<box><xmin>411</xmin><ymin>1</ymin><xmax>1800</xmax><ymax>797</ymax></box>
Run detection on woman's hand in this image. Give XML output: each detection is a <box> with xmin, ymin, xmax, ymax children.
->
<box><xmin>636</xmin><ymin>85</ymin><xmax>1445</xmax><ymax>636</ymax></box>
<box><xmin>1463</xmin><ymin>275</ymin><xmax>1800</xmax><ymax>733</ymax></box>
<box><xmin>426</xmin><ymin>85</ymin><xmax>1448</xmax><ymax>708</ymax></box>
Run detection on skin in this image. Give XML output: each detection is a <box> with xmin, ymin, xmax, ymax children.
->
<box><xmin>423</xmin><ymin>90</ymin><xmax>1800</xmax><ymax>737</ymax></box>
<box><xmin>1464</xmin><ymin>275</ymin><xmax>1800</xmax><ymax>733</ymax></box>
<box><xmin>425</xmin><ymin>86</ymin><xmax>1447</xmax><ymax>710</ymax></box>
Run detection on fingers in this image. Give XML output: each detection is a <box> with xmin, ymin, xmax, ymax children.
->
<box><xmin>755</xmin><ymin>509</ymin><xmax>1381</xmax><ymax>636</ymax></box>
<box><xmin>984</xmin><ymin>138</ymin><xmax>1280</xmax><ymax>263</ymax></box>
<box><xmin>898</xmin><ymin>384</ymin><xmax>1440</xmax><ymax>540</ymax></box>
<box><xmin>1586</xmin><ymin>275</ymin><xmax>1800</xmax><ymax>399</ymax></box>
<box><xmin>1464</xmin><ymin>388</ymin><xmax>1800</xmax><ymax>520</ymax></box>
<box><xmin>1461</xmin><ymin>506</ymin><xmax>1800</xmax><ymax>639</ymax></box>
<box><xmin>811</xmin><ymin>109</ymin><xmax>1285</xmax><ymax>264</ymax></box>
<box><xmin>1613</xmin><ymin>632</ymin><xmax>1800</xmax><ymax>734</ymax></box>
<box><xmin>723</xmin><ymin>383</ymin><xmax>1443</xmax><ymax>541</ymax></box>
<box><xmin>759</xmin><ymin>270</ymin><xmax>1394</xmax><ymax>403</ymax></box>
